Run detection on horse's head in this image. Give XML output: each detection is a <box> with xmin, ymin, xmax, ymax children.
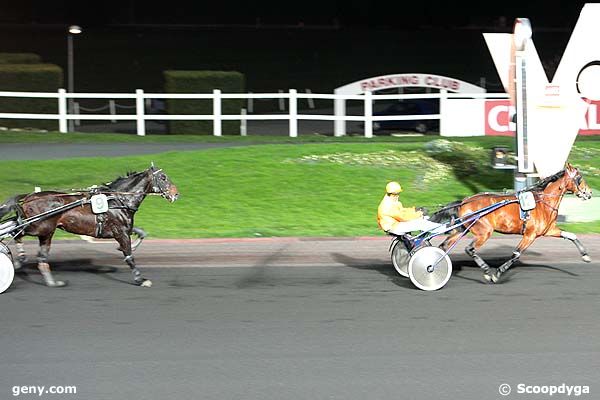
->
<box><xmin>565</xmin><ymin>163</ymin><xmax>592</xmax><ymax>200</ymax></box>
<box><xmin>149</xmin><ymin>163</ymin><xmax>179</xmax><ymax>203</ymax></box>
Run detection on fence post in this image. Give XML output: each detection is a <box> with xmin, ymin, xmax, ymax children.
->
<box><xmin>240</xmin><ymin>108</ymin><xmax>247</xmax><ymax>136</ymax></box>
<box><xmin>73</xmin><ymin>101</ymin><xmax>81</xmax><ymax>126</ymax></box>
<box><xmin>334</xmin><ymin>95</ymin><xmax>346</xmax><ymax>137</ymax></box>
<box><xmin>213</xmin><ymin>89</ymin><xmax>222</xmax><ymax>136</ymax></box>
<box><xmin>247</xmin><ymin>92</ymin><xmax>253</xmax><ymax>113</ymax></box>
<box><xmin>247</xmin><ymin>92</ymin><xmax>254</xmax><ymax>113</ymax></box>
<box><xmin>439</xmin><ymin>89</ymin><xmax>447</xmax><ymax>136</ymax></box>
<box><xmin>109</xmin><ymin>100</ymin><xmax>116</xmax><ymax>123</ymax></box>
<box><xmin>305</xmin><ymin>89</ymin><xmax>315</xmax><ymax>109</ymax></box>
<box><xmin>58</xmin><ymin>89</ymin><xmax>67</xmax><ymax>133</ymax></box>
<box><xmin>289</xmin><ymin>89</ymin><xmax>298</xmax><ymax>137</ymax></box>
<box><xmin>364</xmin><ymin>91</ymin><xmax>373</xmax><ymax>138</ymax></box>
<box><xmin>278</xmin><ymin>89</ymin><xmax>285</xmax><ymax>111</ymax></box>
<box><xmin>136</xmin><ymin>89</ymin><xmax>145</xmax><ymax>136</ymax></box>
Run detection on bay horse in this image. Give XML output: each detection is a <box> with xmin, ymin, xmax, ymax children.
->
<box><xmin>0</xmin><ymin>163</ymin><xmax>179</xmax><ymax>287</ymax></box>
<box><xmin>433</xmin><ymin>163</ymin><xmax>592</xmax><ymax>283</ymax></box>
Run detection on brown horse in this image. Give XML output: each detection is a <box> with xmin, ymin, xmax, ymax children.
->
<box><xmin>0</xmin><ymin>164</ymin><xmax>179</xmax><ymax>287</ymax></box>
<box><xmin>435</xmin><ymin>163</ymin><xmax>592</xmax><ymax>283</ymax></box>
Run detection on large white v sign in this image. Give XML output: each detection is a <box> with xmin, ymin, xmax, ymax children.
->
<box><xmin>483</xmin><ymin>3</ymin><xmax>600</xmax><ymax>178</ymax></box>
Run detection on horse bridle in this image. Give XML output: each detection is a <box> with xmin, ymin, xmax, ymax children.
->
<box><xmin>538</xmin><ymin>169</ymin><xmax>587</xmax><ymax>212</ymax></box>
<box><xmin>149</xmin><ymin>167</ymin><xmax>172</xmax><ymax>199</ymax></box>
<box><xmin>566</xmin><ymin>168</ymin><xmax>591</xmax><ymax>199</ymax></box>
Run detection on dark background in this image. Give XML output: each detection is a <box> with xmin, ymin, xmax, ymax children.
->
<box><xmin>0</xmin><ymin>1</ymin><xmax>588</xmax><ymax>29</ymax></box>
<box><xmin>0</xmin><ymin>1</ymin><xmax>592</xmax><ymax>93</ymax></box>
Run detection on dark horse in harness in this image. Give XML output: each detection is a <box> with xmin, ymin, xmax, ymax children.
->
<box><xmin>432</xmin><ymin>163</ymin><xmax>593</xmax><ymax>283</ymax></box>
<box><xmin>0</xmin><ymin>164</ymin><xmax>179</xmax><ymax>287</ymax></box>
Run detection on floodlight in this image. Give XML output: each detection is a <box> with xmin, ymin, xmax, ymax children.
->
<box><xmin>68</xmin><ymin>25</ymin><xmax>82</xmax><ymax>35</ymax></box>
<box><xmin>513</xmin><ymin>18</ymin><xmax>531</xmax><ymax>51</ymax></box>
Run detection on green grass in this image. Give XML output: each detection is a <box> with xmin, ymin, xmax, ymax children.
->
<box><xmin>1</xmin><ymin>130</ymin><xmax>597</xmax><ymax>146</ymax></box>
<box><xmin>1</xmin><ymin>135</ymin><xmax>598</xmax><ymax>238</ymax></box>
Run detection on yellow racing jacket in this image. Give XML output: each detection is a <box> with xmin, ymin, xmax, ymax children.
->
<box><xmin>377</xmin><ymin>194</ymin><xmax>423</xmax><ymax>232</ymax></box>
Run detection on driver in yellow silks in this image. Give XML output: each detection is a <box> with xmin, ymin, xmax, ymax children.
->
<box><xmin>377</xmin><ymin>181</ymin><xmax>446</xmax><ymax>235</ymax></box>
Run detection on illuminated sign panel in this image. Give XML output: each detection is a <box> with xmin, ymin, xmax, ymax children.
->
<box><xmin>484</xmin><ymin>3</ymin><xmax>600</xmax><ymax>177</ymax></box>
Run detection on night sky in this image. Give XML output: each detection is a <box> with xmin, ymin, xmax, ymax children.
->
<box><xmin>0</xmin><ymin>0</ymin><xmax>595</xmax><ymax>93</ymax></box>
<box><xmin>0</xmin><ymin>1</ymin><xmax>593</xmax><ymax>30</ymax></box>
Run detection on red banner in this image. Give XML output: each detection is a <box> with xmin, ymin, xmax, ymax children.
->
<box><xmin>485</xmin><ymin>100</ymin><xmax>600</xmax><ymax>136</ymax></box>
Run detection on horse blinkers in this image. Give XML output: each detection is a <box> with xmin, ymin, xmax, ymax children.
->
<box><xmin>150</xmin><ymin>168</ymin><xmax>179</xmax><ymax>202</ymax></box>
<box><xmin>568</xmin><ymin>169</ymin><xmax>592</xmax><ymax>200</ymax></box>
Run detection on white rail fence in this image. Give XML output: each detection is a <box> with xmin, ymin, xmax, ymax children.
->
<box><xmin>0</xmin><ymin>89</ymin><xmax>509</xmax><ymax>137</ymax></box>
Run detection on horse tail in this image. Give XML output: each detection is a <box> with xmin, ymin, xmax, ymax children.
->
<box><xmin>0</xmin><ymin>195</ymin><xmax>25</xmax><ymax>221</ymax></box>
<box><xmin>429</xmin><ymin>200</ymin><xmax>466</xmax><ymax>232</ymax></box>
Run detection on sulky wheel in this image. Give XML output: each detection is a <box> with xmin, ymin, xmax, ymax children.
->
<box><xmin>408</xmin><ymin>246</ymin><xmax>452</xmax><ymax>291</ymax></box>
<box><xmin>0</xmin><ymin>252</ymin><xmax>15</xmax><ymax>294</ymax></box>
<box><xmin>391</xmin><ymin>240</ymin><xmax>410</xmax><ymax>277</ymax></box>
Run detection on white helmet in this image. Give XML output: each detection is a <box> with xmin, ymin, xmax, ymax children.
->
<box><xmin>385</xmin><ymin>181</ymin><xmax>402</xmax><ymax>194</ymax></box>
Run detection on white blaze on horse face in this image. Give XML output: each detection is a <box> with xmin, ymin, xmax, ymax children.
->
<box><xmin>484</xmin><ymin>4</ymin><xmax>600</xmax><ymax>178</ymax></box>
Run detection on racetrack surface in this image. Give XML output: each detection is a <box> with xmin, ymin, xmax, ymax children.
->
<box><xmin>1</xmin><ymin>235</ymin><xmax>599</xmax><ymax>399</ymax></box>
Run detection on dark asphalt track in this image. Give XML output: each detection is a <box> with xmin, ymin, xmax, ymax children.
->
<box><xmin>1</xmin><ymin>235</ymin><xmax>599</xmax><ymax>400</ymax></box>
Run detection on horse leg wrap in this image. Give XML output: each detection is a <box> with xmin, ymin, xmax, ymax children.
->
<box><xmin>11</xmin><ymin>242</ymin><xmax>25</xmax><ymax>270</ymax></box>
<box><xmin>124</xmin><ymin>255</ymin><xmax>135</xmax><ymax>267</ymax></box>
<box><xmin>124</xmin><ymin>255</ymin><xmax>150</xmax><ymax>286</ymax></box>
<box><xmin>561</xmin><ymin>231</ymin><xmax>590</xmax><ymax>261</ymax></box>
<box><xmin>498</xmin><ymin>251</ymin><xmax>521</xmax><ymax>274</ymax></box>
<box><xmin>16</xmin><ymin>242</ymin><xmax>26</xmax><ymax>262</ymax></box>
<box><xmin>574</xmin><ymin>239</ymin><xmax>589</xmax><ymax>258</ymax></box>
<box><xmin>131</xmin><ymin>268</ymin><xmax>151</xmax><ymax>286</ymax></box>
<box><xmin>561</xmin><ymin>231</ymin><xmax>578</xmax><ymax>241</ymax></box>
<box><xmin>38</xmin><ymin>262</ymin><xmax>66</xmax><ymax>287</ymax></box>
<box><xmin>37</xmin><ymin>248</ymin><xmax>49</xmax><ymax>265</ymax></box>
<box><xmin>131</xmin><ymin>268</ymin><xmax>142</xmax><ymax>280</ymax></box>
<box><xmin>473</xmin><ymin>254</ymin><xmax>490</xmax><ymax>273</ymax></box>
<box><xmin>466</xmin><ymin>245</ymin><xmax>490</xmax><ymax>273</ymax></box>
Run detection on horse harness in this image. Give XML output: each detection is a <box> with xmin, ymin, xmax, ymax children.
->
<box><xmin>517</xmin><ymin>191</ymin><xmax>536</xmax><ymax>235</ymax></box>
<box><xmin>11</xmin><ymin>191</ymin><xmax>142</xmax><ymax>238</ymax></box>
<box><xmin>448</xmin><ymin>191</ymin><xmax>554</xmax><ymax>235</ymax></box>
<box><xmin>93</xmin><ymin>168</ymin><xmax>171</xmax><ymax>236</ymax></box>
<box><xmin>88</xmin><ymin>190</ymin><xmax>141</xmax><ymax>237</ymax></box>
<box><xmin>504</xmin><ymin>191</ymin><xmax>561</xmax><ymax>234</ymax></box>
<box><xmin>11</xmin><ymin>168</ymin><xmax>170</xmax><ymax>238</ymax></box>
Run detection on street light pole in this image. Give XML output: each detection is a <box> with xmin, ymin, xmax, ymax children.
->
<box><xmin>67</xmin><ymin>25</ymin><xmax>82</xmax><ymax>132</ymax></box>
<box><xmin>512</xmin><ymin>18</ymin><xmax>534</xmax><ymax>191</ymax></box>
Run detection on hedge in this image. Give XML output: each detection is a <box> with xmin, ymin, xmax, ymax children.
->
<box><xmin>0</xmin><ymin>53</ymin><xmax>42</xmax><ymax>64</ymax></box>
<box><xmin>163</xmin><ymin>70</ymin><xmax>245</xmax><ymax>135</ymax></box>
<box><xmin>0</xmin><ymin>63</ymin><xmax>63</xmax><ymax>130</ymax></box>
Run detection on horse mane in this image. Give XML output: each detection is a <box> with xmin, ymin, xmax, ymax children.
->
<box><xmin>528</xmin><ymin>169</ymin><xmax>566</xmax><ymax>191</ymax></box>
<box><xmin>101</xmin><ymin>170</ymin><xmax>146</xmax><ymax>190</ymax></box>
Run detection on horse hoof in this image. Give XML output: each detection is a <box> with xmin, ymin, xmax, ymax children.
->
<box><xmin>483</xmin><ymin>273</ymin><xmax>493</xmax><ymax>283</ymax></box>
<box><xmin>582</xmin><ymin>255</ymin><xmax>592</xmax><ymax>263</ymax></box>
<box><xmin>140</xmin><ymin>279</ymin><xmax>152</xmax><ymax>288</ymax></box>
<box><xmin>491</xmin><ymin>273</ymin><xmax>500</xmax><ymax>283</ymax></box>
<box><xmin>47</xmin><ymin>280</ymin><xmax>67</xmax><ymax>288</ymax></box>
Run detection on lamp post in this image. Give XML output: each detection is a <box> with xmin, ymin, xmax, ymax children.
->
<box><xmin>67</xmin><ymin>25</ymin><xmax>82</xmax><ymax>132</ymax></box>
<box><xmin>512</xmin><ymin>18</ymin><xmax>533</xmax><ymax>191</ymax></box>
